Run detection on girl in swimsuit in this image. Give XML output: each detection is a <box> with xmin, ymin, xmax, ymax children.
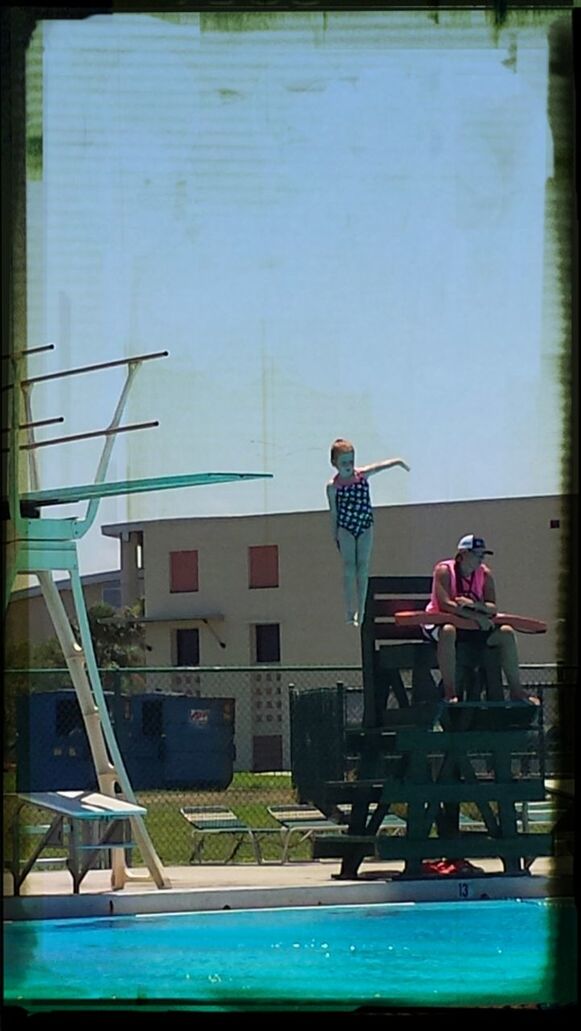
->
<box><xmin>326</xmin><ymin>438</ymin><xmax>410</xmax><ymax>626</ymax></box>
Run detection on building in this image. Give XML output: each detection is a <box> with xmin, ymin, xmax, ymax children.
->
<box><xmin>7</xmin><ymin>496</ymin><xmax>567</xmax><ymax>773</ymax></box>
<box><xmin>104</xmin><ymin>495</ymin><xmax>566</xmax><ymax>669</ymax></box>
<box><xmin>102</xmin><ymin>495</ymin><xmax>567</xmax><ymax>771</ymax></box>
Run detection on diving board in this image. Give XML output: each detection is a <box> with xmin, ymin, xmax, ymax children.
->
<box><xmin>21</xmin><ymin>471</ymin><xmax>272</xmax><ymax>508</ymax></box>
<box><xmin>16</xmin><ymin>791</ymin><xmax>147</xmax><ymax>819</ymax></box>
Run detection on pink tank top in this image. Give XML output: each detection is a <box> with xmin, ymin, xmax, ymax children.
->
<box><xmin>426</xmin><ymin>558</ymin><xmax>489</xmax><ymax>613</ymax></box>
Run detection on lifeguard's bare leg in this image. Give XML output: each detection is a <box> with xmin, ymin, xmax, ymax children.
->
<box><xmin>355</xmin><ymin>525</ymin><xmax>374</xmax><ymax>626</ymax></box>
<box><xmin>487</xmin><ymin>625</ymin><xmax>540</xmax><ymax>705</ymax></box>
<box><xmin>337</xmin><ymin>527</ymin><xmax>358</xmax><ymax>624</ymax></box>
<box><xmin>437</xmin><ymin>624</ymin><xmax>458</xmax><ymax>702</ymax></box>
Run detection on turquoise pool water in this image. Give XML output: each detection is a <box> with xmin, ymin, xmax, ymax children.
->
<box><xmin>4</xmin><ymin>899</ymin><xmax>576</xmax><ymax>1010</ymax></box>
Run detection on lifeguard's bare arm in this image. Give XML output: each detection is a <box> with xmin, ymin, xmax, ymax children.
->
<box><xmin>455</xmin><ymin>569</ymin><xmax>497</xmax><ymax>616</ymax></box>
<box><xmin>326</xmin><ymin>482</ymin><xmax>338</xmax><ymax>541</ymax></box>
<box><xmin>434</xmin><ymin>565</ymin><xmax>460</xmax><ymax>615</ymax></box>
<box><xmin>359</xmin><ymin>458</ymin><xmax>411</xmax><ymax>477</ymax></box>
<box><xmin>480</xmin><ymin>570</ymin><xmax>497</xmax><ymax>616</ymax></box>
<box><xmin>433</xmin><ymin>565</ymin><xmax>491</xmax><ymax>629</ymax></box>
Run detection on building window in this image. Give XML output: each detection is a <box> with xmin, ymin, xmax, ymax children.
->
<box><xmin>175</xmin><ymin>627</ymin><xmax>200</xmax><ymax>667</ymax></box>
<box><xmin>136</xmin><ymin>536</ymin><xmax>144</xmax><ymax>570</ymax></box>
<box><xmin>254</xmin><ymin>624</ymin><xmax>281</xmax><ymax>663</ymax></box>
<box><xmin>170</xmin><ymin>550</ymin><xmax>199</xmax><ymax>593</ymax></box>
<box><xmin>102</xmin><ymin>586</ymin><xmax>121</xmax><ymax>609</ymax></box>
<box><xmin>248</xmin><ymin>545</ymin><xmax>279</xmax><ymax>589</ymax></box>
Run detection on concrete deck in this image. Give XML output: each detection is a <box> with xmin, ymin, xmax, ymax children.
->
<box><xmin>4</xmin><ymin>855</ymin><xmax>573</xmax><ymax>921</ymax></box>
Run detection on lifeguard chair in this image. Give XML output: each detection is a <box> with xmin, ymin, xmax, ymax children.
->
<box><xmin>316</xmin><ymin>576</ymin><xmax>551</xmax><ymax>881</ymax></box>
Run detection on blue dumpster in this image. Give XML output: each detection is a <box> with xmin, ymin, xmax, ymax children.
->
<box><xmin>16</xmin><ymin>690</ymin><xmax>101</xmax><ymax>792</ymax></box>
<box><xmin>16</xmin><ymin>690</ymin><xmax>235</xmax><ymax>792</ymax></box>
<box><xmin>162</xmin><ymin>696</ymin><xmax>235</xmax><ymax>790</ymax></box>
<box><xmin>114</xmin><ymin>693</ymin><xmax>165</xmax><ymax>789</ymax></box>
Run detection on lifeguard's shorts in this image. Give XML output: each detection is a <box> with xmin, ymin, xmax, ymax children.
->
<box><xmin>421</xmin><ymin>624</ymin><xmax>495</xmax><ymax>646</ymax></box>
<box><xmin>421</xmin><ymin>624</ymin><xmax>440</xmax><ymax>644</ymax></box>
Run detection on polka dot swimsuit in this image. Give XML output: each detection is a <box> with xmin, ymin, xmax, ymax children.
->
<box><xmin>334</xmin><ymin>471</ymin><xmax>374</xmax><ymax>538</ymax></box>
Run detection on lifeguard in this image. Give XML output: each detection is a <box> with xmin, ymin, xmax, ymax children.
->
<box><xmin>421</xmin><ymin>534</ymin><xmax>541</xmax><ymax>706</ymax></box>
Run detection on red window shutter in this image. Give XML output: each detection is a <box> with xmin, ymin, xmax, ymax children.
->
<box><xmin>249</xmin><ymin>545</ymin><xmax>279</xmax><ymax>589</ymax></box>
<box><xmin>170</xmin><ymin>550</ymin><xmax>199</xmax><ymax>592</ymax></box>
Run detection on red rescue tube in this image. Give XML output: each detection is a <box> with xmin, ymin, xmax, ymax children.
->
<box><xmin>394</xmin><ymin>611</ymin><xmax>547</xmax><ymax>634</ymax></box>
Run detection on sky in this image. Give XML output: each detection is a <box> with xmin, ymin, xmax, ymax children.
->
<box><xmin>19</xmin><ymin>9</ymin><xmax>567</xmax><ymax>578</ymax></box>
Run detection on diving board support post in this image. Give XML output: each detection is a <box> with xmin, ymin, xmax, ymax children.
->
<box><xmin>35</xmin><ymin>566</ymin><xmax>167</xmax><ymax>888</ymax></box>
<box><xmin>4</xmin><ymin>347</ymin><xmax>171</xmax><ymax>888</ymax></box>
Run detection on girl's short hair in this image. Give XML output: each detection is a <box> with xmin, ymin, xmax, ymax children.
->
<box><xmin>330</xmin><ymin>438</ymin><xmax>354</xmax><ymax>465</ymax></box>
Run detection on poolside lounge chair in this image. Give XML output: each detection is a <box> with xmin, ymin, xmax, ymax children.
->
<box><xmin>267</xmin><ymin>804</ymin><xmax>407</xmax><ymax>864</ymax></box>
<box><xmin>267</xmin><ymin>805</ymin><xmax>346</xmax><ymax>864</ymax></box>
<box><xmin>458</xmin><ymin>812</ymin><xmax>486</xmax><ymax>832</ymax></box>
<box><xmin>454</xmin><ymin>795</ymin><xmax>572</xmax><ymax>871</ymax></box>
<box><xmin>180</xmin><ymin>805</ymin><xmax>281</xmax><ymax>864</ymax></box>
<box><xmin>456</xmin><ymin>797</ymin><xmax>569</xmax><ymax>834</ymax></box>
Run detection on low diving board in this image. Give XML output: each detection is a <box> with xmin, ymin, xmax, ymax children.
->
<box><xmin>20</xmin><ymin>471</ymin><xmax>273</xmax><ymax>508</ymax></box>
<box><xmin>8</xmin><ymin>791</ymin><xmax>147</xmax><ymax>895</ymax></box>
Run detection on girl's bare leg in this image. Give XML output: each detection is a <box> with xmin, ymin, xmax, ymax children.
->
<box><xmin>355</xmin><ymin>525</ymin><xmax>374</xmax><ymax>627</ymax></box>
<box><xmin>337</xmin><ymin>528</ymin><xmax>358</xmax><ymax>623</ymax></box>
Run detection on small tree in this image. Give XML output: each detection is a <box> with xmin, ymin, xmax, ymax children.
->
<box><xmin>80</xmin><ymin>600</ymin><xmax>147</xmax><ymax>670</ymax></box>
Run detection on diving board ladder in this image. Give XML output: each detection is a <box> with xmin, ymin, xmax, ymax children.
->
<box><xmin>3</xmin><ymin>345</ymin><xmax>272</xmax><ymax>890</ymax></box>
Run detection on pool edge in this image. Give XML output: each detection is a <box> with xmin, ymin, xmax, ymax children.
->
<box><xmin>3</xmin><ymin>872</ymin><xmax>572</xmax><ymax>921</ymax></box>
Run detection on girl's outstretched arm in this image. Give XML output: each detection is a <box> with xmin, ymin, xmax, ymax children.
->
<box><xmin>359</xmin><ymin>457</ymin><xmax>410</xmax><ymax>477</ymax></box>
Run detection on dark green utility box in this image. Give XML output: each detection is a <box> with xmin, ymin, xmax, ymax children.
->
<box><xmin>289</xmin><ymin>685</ymin><xmax>346</xmax><ymax>804</ymax></box>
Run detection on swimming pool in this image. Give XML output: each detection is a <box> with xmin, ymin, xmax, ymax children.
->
<box><xmin>4</xmin><ymin>899</ymin><xmax>576</xmax><ymax>1010</ymax></box>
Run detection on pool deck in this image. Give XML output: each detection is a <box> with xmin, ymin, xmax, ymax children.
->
<box><xmin>3</xmin><ymin>855</ymin><xmax>573</xmax><ymax>921</ymax></box>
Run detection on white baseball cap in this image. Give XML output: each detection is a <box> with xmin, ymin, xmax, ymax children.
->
<box><xmin>456</xmin><ymin>533</ymin><xmax>493</xmax><ymax>555</ymax></box>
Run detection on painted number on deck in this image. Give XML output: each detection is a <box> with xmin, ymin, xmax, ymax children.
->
<box><xmin>458</xmin><ymin>882</ymin><xmax>470</xmax><ymax>898</ymax></box>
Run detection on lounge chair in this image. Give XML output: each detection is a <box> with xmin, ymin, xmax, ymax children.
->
<box><xmin>179</xmin><ymin>805</ymin><xmax>280</xmax><ymax>864</ymax></box>
<box><xmin>266</xmin><ymin>804</ymin><xmax>345</xmax><ymax>864</ymax></box>
<box><xmin>267</xmin><ymin>804</ymin><xmax>406</xmax><ymax>864</ymax></box>
<box><xmin>456</xmin><ymin>795</ymin><xmax>572</xmax><ymax>871</ymax></box>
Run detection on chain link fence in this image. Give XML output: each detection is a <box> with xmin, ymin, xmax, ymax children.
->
<box><xmin>3</xmin><ymin>665</ymin><xmax>575</xmax><ymax>867</ymax></box>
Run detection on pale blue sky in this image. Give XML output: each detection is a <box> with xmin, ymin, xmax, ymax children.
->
<box><xmin>22</xmin><ymin>11</ymin><xmax>566</xmax><ymax>577</ymax></box>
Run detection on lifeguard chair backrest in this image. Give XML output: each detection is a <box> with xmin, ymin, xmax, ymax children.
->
<box><xmin>362</xmin><ymin>576</ymin><xmax>433</xmax><ymax>650</ymax></box>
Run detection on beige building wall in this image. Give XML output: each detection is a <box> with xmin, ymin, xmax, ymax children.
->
<box><xmin>102</xmin><ymin>495</ymin><xmax>566</xmax><ymax>772</ymax></box>
<box><xmin>106</xmin><ymin>494</ymin><xmax>565</xmax><ymax>669</ymax></box>
<box><xmin>5</xmin><ymin>497</ymin><xmax>566</xmax><ymax>776</ymax></box>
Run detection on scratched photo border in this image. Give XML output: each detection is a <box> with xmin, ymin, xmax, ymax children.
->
<box><xmin>1</xmin><ymin>1</ymin><xmax>578</xmax><ymax>1019</ymax></box>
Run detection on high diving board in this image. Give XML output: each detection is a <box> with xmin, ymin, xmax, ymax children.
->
<box><xmin>21</xmin><ymin>471</ymin><xmax>273</xmax><ymax>508</ymax></box>
<box><xmin>4</xmin><ymin>343</ymin><xmax>273</xmax><ymax>892</ymax></box>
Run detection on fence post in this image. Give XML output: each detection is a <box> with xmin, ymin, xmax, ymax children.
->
<box><xmin>336</xmin><ymin>680</ymin><xmax>345</xmax><ymax>745</ymax></box>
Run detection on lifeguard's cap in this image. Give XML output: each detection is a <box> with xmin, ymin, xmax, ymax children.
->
<box><xmin>456</xmin><ymin>534</ymin><xmax>493</xmax><ymax>555</ymax></box>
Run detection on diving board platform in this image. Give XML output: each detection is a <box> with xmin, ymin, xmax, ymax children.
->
<box><xmin>8</xmin><ymin>791</ymin><xmax>147</xmax><ymax>895</ymax></box>
<box><xmin>20</xmin><ymin>471</ymin><xmax>272</xmax><ymax>509</ymax></box>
